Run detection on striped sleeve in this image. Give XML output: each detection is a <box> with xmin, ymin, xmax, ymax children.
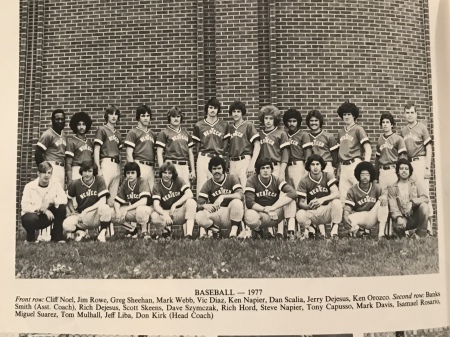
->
<box><xmin>94</xmin><ymin>127</ymin><xmax>105</xmax><ymax>146</ymax></box>
<box><xmin>156</xmin><ymin>130</ymin><xmax>167</xmax><ymax>148</ymax></box>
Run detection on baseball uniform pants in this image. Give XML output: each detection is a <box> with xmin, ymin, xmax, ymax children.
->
<box><xmin>393</xmin><ymin>202</ymin><xmax>429</xmax><ymax>237</ymax></box>
<box><xmin>244</xmin><ymin>200</ymin><xmax>296</xmax><ymax>230</ymax></box>
<box><xmin>196</xmin><ymin>199</ymin><xmax>244</xmax><ymax>229</ymax></box>
<box><xmin>63</xmin><ymin>204</ymin><xmax>112</xmax><ymax>232</ymax></box>
<box><xmin>323</xmin><ymin>162</ymin><xmax>335</xmax><ymax>175</ymax></box>
<box><xmin>296</xmin><ymin>199</ymin><xmax>343</xmax><ymax>228</ymax></box>
<box><xmin>135</xmin><ymin>160</ymin><xmax>155</xmax><ymax>191</ymax></box>
<box><xmin>196</xmin><ymin>153</ymin><xmax>214</xmax><ymax>196</ymax></box>
<box><xmin>71</xmin><ymin>166</ymin><xmax>81</xmax><ymax>181</ymax></box>
<box><xmin>100</xmin><ymin>159</ymin><xmax>121</xmax><ymax>207</ymax></box>
<box><xmin>151</xmin><ymin>198</ymin><xmax>197</xmax><ymax>229</ymax></box>
<box><xmin>113</xmin><ymin>205</ymin><xmax>153</xmax><ymax>231</ymax></box>
<box><xmin>287</xmin><ymin>161</ymin><xmax>306</xmax><ymax>189</ymax></box>
<box><xmin>339</xmin><ymin>158</ymin><xmax>361</xmax><ymax>202</ymax></box>
<box><xmin>21</xmin><ymin>205</ymin><xmax>66</xmax><ymax>242</ymax></box>
<box><xmin>379</xmin><ymin>167</ymin><xmax>397</xmax><ymax>190</ymax></box>
<box><xmin>347</xmin><ymin>201</ymin><xmax>389</xmax><ymax>235</ymax></box>
<box><xmin>47</xmin><ymin>161</ymin><xmax>66</xmax><ymax>189</ymax></box>
<box><xmin>230</xmin><ymin>155</ymin><xmax>251</xmax><ymax>188</ymax></box>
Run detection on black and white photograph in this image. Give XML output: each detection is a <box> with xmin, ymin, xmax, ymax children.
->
<box><xmin>365</xmin><ymin>326</ymin><xmax>450</xmax><ymax>337</ymax></box>
<box><xmin>12</xmin><ymin>0</ymin><xmax>443</xmax><ymax>279</ymax></box>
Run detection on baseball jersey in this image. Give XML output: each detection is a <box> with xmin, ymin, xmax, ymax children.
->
<box><xmin>152</xmin><ymin>176</ymin><xmax>190</xmax><ymax>210</ymax></box>
<box><xmin>115</xmin><ymin>177</ymin><xmax>151</xmax><ymax>206</ymax></box>
<box><xmin>345</xmin><ymin>183</ymin><xmax>383</xmax><ymax>212</ymax></box>
<box><xmin>156</xmin><ymin>126</ymin><xmax>193</xmax><ymax>161</ymax></box>
<box><xmin>287</xmin><ymin>130</ymin><xmax>312</xmax><ymax>162</ymax></box>
<box><xmin>193</xmin><ymin>119</ymin><xmax>230</xmax><ymax>155</ymax></box>
<box><xmin>36</xmin><ymin>128</ymin><xmax>67</xmax><ymax>163</ymax></box>
<box><xmin>67</xmin><ymin>176</ymin><xmax>109</xmax><ymax>213</ymax></box>
<box><xmin>400</xmin><ymin>122</ymin><xmax>432</xmax><ymax>158</ymax></box>
<box><xmin>65</xmin><ymin>136</ymin><xmax>94</xmax><ymax>166</ymax></box>
<box><xmin>338</xmin><ymin>124</ymin><xmax>370</xmax><ymax>161</ymax></box>
<box><xmin>259</xmin><ymin>128</ymin><xmax>290</xmax><ymax>163</ymax></box>
<box><xmin>245</xmin><ymin>174</ymin><xmax>296</xmax><ymax>207</ymax></box>
<box><xmin>309</xmin><ymin>130</ymin><xmax>339</xmax><ymax>162</ymax></box>
<box><xmin>376</xmin><ymin>133</ymin><xmax>407</xmax><ymax>165</ymax></box>
<box><xmin>124</xmin><ymin>127</ymin><xmax>157</xmax><ymax>162</ymax></box>
<box><xmin>297</xmin><ymin>172</ymin><xmax>338</xmax><ymax>205</ymax></box>
<box><xmin>198</xmin><ymin>174</ymin><xmax>242</xmax><ymax>207</ymax></box>
<box><xmin>228</xmin><ymin>121</ymin><xmax>260</xmax><ymax>157</ymax></box>
<box><xmin>94</xmin><ymin>125</ymin><xmax>123</xmax><ymax>161</ymax></box>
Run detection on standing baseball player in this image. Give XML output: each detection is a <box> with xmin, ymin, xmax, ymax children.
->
<box><xmin>63</xmin><ymin>161</ymin><xmax>112</xmax><ymax>242</ymax></box>
<box><xmin>337</xmin><ymin>101</ymin><xmax>372</xmax><ymax>203</ymax></box>
<box><xmin>400</xmin><ymin>102</ymin><xmax>434</xmax><ymax>235</ymax></box>
<box><xmin>192</xmin><ymin>98</ymin><xmax>230</xmax><ymax>238</ymax></box>
<box><xmin>156</xmin><ymin>107</ymin><xmax>196</xmax><ymax>185</ymax></box>
<box><xmin>125</xmin><ymin>104</ymin><xmax>157</xmax><ymax>190</ymax></box>
<box><xmin>65</xmin><ymin>112</ymin><xmax>94</xmax><ymax>186</ymax></box>
<box><xmin>306</xmin><ymin>109</ymin><xmax>339</xmax><ymax>174</ymax></box>
<box><xmin>296</xmin><ymin>154</ymin><xmax>342</xmax><ymax>240</ymax></box>
<box><xmin>258</xmin><ymin>105</ymin><xmax>292</xmax><ymax>237</ymax></box>
<box><xmin>35</xmin><ymin>109</ymin><xmax>67</xmax><ymax>188</ymax></box>
<box><xmin>21</xmin><ymin>162</ymin><xmax>67</xmax><ymax>242</ymax></box>
<box><xmin>151</xmin><ymin>161</ymin><xmax>197</xmax><ymax>239</ymax></box>
<box><xmin>244</xmin><ymin>158</ymin><xmax>297</xmax><ymax>240</ymax></box>
<box><xmin>375</xmin><ymin>112</ymin><xmax>407</xmax><ymax>190</ymax></box>
<box><xmin>113</xmin><ymin>162</ymin><xmax>153</xmax><ymax>238</ymax></box>
<box><xmin>195</xmin><ymin>156</ymin><xmax>245</xmax><ymax>239</ymax></box>
<box><xmin>283</xmin><ymin>108</ymin><xmax>312</xmax><ymax>189</ymax></box>
<box><xmin>343</xmin><ymin>161</ymin><xmax>389</xmax><ymax>239</ymax></box>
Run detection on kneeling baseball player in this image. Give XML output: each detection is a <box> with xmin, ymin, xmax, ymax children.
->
<box><xmin>244</xmin><ymin>158</ymin><xmax>297</xmax><ymax>240</ymax></box>
<box><xmin>151</xmin><ymin>161</ymin><xmax>197</xmax><ymax>239</ymax></box>
<box><xmin>195</xmin><ymin>156</ymin><xmax>245</xmax><ymax>239</ymax></box>
<box><xmin>343</xmin><ymin>161</ymin><xmax>389</xmax><ymax>239</ymax></box>
<box><xmin>63</xmin><ymin>161</ymin><xmax>112</xmax><ymax>242</ymax></box>
<box><xmin>113</xmin><ymin>162</ymin><xmax>153</xmax><ymax>238</ymax></box>
<box><xmin>296</xmin><ymin>154</ymin><xmax>342</xmax><ymax>240</ymax></box>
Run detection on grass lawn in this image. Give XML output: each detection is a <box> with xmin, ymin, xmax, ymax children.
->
<box><xmin>15</xmin><ymin>230</ymin><xmax>439</xmax><ymax>279</ymax></box>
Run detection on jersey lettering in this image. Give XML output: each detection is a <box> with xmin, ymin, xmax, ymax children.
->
<box><xmin>139</xmin><ymin>134</ymin><xmax>154</xmax><ymax>143</ymax></box>
<box><xmin>312</xmin><ymin>139</ymin><xmax>325</xmax><ymax>147</ymax></box>
<box><xmin>80</xmin><ymin>190</ymin><xmax>97</xmax><ymax>199</ymax></box>
<box><xmin>357</xmin><ymin>195</ymin><xmax>377</xmax><ymax>206</ymax></box>
<box><xmin>172</xmin><ymin>134</ymin><xmax>189</xmax><ymax>142</ymax></box>
<box><xmin>212</xmin><ymin>188</ymin><xmax>232</xmax><ymax>197</ymax></box>
<box><xmin>289</xmin><ymin>139</ymin><xmax>298</xmax><ymax>146</ymax></box>
<box><xmin>256</xmin><ymin>189</ymin><xmax>278</xmax><ymax>198</ymax></box>
<box><xmin>162</xmin><ymin>191</ymin><xmax>181</xmax><ymax>202</ymax></box>
<box><xmin>403</xmin><ymin>132</ymin><xmax>420</xmax><ymax>142</ymax></box>
<box><xmin>261</xmin><ymin>138</ymin><xmax>275</xmax><ymax>146</ymax></box>
<box><xmin>309</xmin><ymin>186</ymin><xmax>329</xmax><ymax>196</ymax></box>
<box><xmin>108</xmin><ymin>135</ymin><xmax>120</xmax><ymax>143</ymax></box>
<box><xmin>127</xmin><ymin>192</ymin><xmax>140</xmax><ymax>200</ymax></box>
<box><xmin>340</xmin><ymin>134</ymin><xmax>354</xmax><ymax>142</ymax></box>
<box><xmin>79</xmin><ymin>144</ymin><xmax>93</xmax><ymax>152</ymax></box>
<box><xmin>379</xmin><ymin>142</ymin><xmax>394</xmax><ymax>151</ymax></box>
<box><xmin>230</xmin><ymin>131</ymin><xmax>244</xmax><ymax>139</ymax></box>
<box><xmin>203</xmin><ymin>128</ymin><xmax>223</xmax><ymax>137</ymax></box>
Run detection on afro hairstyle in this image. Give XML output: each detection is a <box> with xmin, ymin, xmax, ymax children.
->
<box><xmin>337</xmin><ymin>102</ymin><xmax>360</xmax><ymax>120</ymax></box>
<box><xmin>282</xmin><ymin>108</ymin><xmax>302</xmax><ymax>127</ymax></box>
<box><xmin>354</xmin><ymin>161</ymin><xmax>377</xmax><ymax>182</ymax></box>
<box><xmin>258</xmin><ymin>105</ymin><xmax>282</xmax><ymax>126</ymax></box>
<box><xmin>69</xmin><ymin>112</ymin><xmax>92</xmax><ymax>134</ymax></box>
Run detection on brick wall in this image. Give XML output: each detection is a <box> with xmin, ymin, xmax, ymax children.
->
<box><xmin>18</xmin><ymin>0</ymin><xmax>435</xmax><ymax>227</ymax></box>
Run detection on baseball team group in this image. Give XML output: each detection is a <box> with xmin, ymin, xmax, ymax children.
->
<box><xmin>19</xmin><ymin>98</ymin><xmax>434</xmax><ymax>243</ymax></box>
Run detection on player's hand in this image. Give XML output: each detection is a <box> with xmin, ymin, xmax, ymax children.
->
<box><xmin>213</xmin><ymin>196</ymin><xmax>224</xmax><ymax>209</ymax></box>
<box><xmin>163</xmin><ymin>212</ymin><xmax>173</xmax><ymax>225</ymax></box>
<box><xmin>263</xmin><ymin>206</ymin><xmax>274</xmax><ymax>213</ymax></box>
<box><xmin>425</xmin><ymin>167</ymin><xmax>431</xmax><ymax>179</ymax></box>
<box><xmin>268</xmin><ymin>210</ymin><xmax>278</xmax><ymax>221</ymax></box>
<box><xmin>203</xmin><ymin>204</ymin><xmax>216</xmax><ymax>213</ymax></box>
<box><xmin>189</xmin><ymin>171</ymin><xmax>196</xmax><ymax>181</ymax></box>
<box><xmin>343</xmin><ymin>217</ymin><xmax>352</xmax><ymax>230</ymax></box>
<box><xmin>309</xmin><ymin>198</ymin><xmax>322</xmax><ymax>209</ymax></box>
<box><xmin>44</xmin><ymin>210</ymin><xmax>55</xmax><ymax>221</ymax></box>
<box><xmin>379</xmin><ymin>195</ymin><xmax>388</xmax><ymax>207</ymax></box>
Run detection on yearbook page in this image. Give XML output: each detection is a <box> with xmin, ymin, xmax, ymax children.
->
<box><xmin>1</xmin><ymin>0</ymin><xmax>449</xmax><ymax>336</ymax></box>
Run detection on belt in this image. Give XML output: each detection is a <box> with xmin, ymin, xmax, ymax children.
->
<box><xmin>169</xmin><ymin>160</ymin><xmax>188</xmax><ymax>165</ymax></box>
<box><xmin>53</xmin><ymin>161</ymin><xmax>64</xmax><ymax>167</ymax></box>
<box><xmin>381</xmin><ymin>164</ymin><xmax>396</xmax><ymax>170</ymax></box>
<box><xmin>230</xmin><ymin>155</ymin><xmax>246</xmax><ymax>161</ymax></box>
<box><xmin>137</xmin><ymin>160</ymin><xmax>154</xmax><ymax>166</ymax></box>
<box><xmin>411</xmin><ymin>156</ymin><xmax>424</xmax><ymax>162</ymax></box>
<box><xmin>288</xmin><ymin>160</ymin><xmax>304</xmax><ymax>166</ymax></box>
<box><xmin>200</xmin><ymin>152</ymin><xmax>223</xmax><ymax>158</ymax></box>
<box><xmin>341</xmin><ymin>158</ymin><xmax>359</xmax><ymax>165</ymax></box>
<box><xmin>104</xmin><ymin>157</ymin><xmax>120</xmax><ymax>164</ymax></box>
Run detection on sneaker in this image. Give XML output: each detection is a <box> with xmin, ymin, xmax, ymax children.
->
<box><xmin>299</xmin><ymin>233</ymin><xmax>309</xmax><ymax>241</ymax></box>
<box><xmin>361</xmin><ymin>232</ymin><xmax>371</xmax><ymax>240</ymax></box>
<box><xmin>308</xmin><ymin>232</ymin><xmax>316</xmax><ymax>240</ymax></box>
<box><xmin>276</xmin><ymin>232</ymin><xmax>284</xmax><ymax>240</ymax></box>
<box><xmin>57</xmin><ymin>240</ymin><xmax>67</xmax><ymax>244</ymax></box>
<box><xmin>252</xmin><ymin>229</ymin><xmax>264</xmax><ymax>240</ymax></box>
<box><xmin>75</xmin><ymin>230</ymin><xmax>86</xmax><ymax>242</ymax></box>
<box><xmin>237</xmin><ymin>228</ymin><xmax>252</xmax><ymax>240</ymax></box>
<box><xmin>97</xmin><ymin>229</ymin><xmax>107</xmax><ymax>242</ymax></box>
<box><xmin>315</xmin><ymin>233</ymin><xmax>326</xmax><ymax>241</ymax></box>
<box><xmin>331</xmin><ymin>234</ymin><xmax>339</xmax><ymax>241</ymax></box>
<box><xmin>140</xmin><ymin>231</ymin><xmax>151</xmax><ymax>240</ymax></box>
<box><xmin>287</xmin><ymin>231</ymin><xmax>296</xmax><ymax>241</ymax></box>
<box><xmin>264</xmin><ymin>231</ymin><xmax>275</xmax><ymax>240</ymax></box>
<box><xmin>184</xmin><ymin>234</ymin><xmax>193</xmax><ymax>240</ymax></box>
<box><xmin>378</xmin><ymin>235</ymin><xmax>388</xmax><ymax>240</ymax></box>
<box><xmin>162</xmin><ymin>228</ymin><xmax>172</xmax><ymax>239</ymax></box>
<box><xmin>212</xmin><ymin>231</ymin><xmax>221</xmax><ymax>240</ymax></box>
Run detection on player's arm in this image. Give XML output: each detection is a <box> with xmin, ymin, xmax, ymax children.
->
<box><xmin>411</xmin><ymin>181</ymin><xmax>429</xmax><ymax>206</ymax></box>
<box><xmin>342</xmin><ymin>203</ymin><xmax>353</xmax><ymax>229</ymax></box>
<box><xmin>21</xmin><ymin>184</ymin><xmax>38</xmax><ymax>213</ymax></box>
<box><xmin>83</xmin><ymin>195</ymin><xmax>107</xmax><ymax>214</ymax></box>
<box><xmin>35</xmin><ymin>146</ymin><xmax>45</xmax><ymax>166</ymax></box>
<box><xmin>126</xmin><ymin>197</ymin><xmax>148</xmax><ymax>212</ymax></box>
<box><xmin>126</xmin><ymin>146</ymin><xmax>134</xmax><ymax>163</ymax></box>
<box><xmin>315</xmin><ymin>184</ymin><xmax>340</xmax><ymax>206</ymax></box>
<box><xmin>386</xmin><ymin>187</ymin><xmax>403</xmax><ymax>220</ymax></box>
<box><xmin>328</xmin><ymin>134</ymin><xmax>340</xmax><ymax>169</ymax></box>
<box><xmin>331</xmin><ymin>149</ymin><xmax>339</xmax><ymax>169</ymax></box>
<box><xmin>197</xmin><ymin>196</ymin><xmax>214</xmax><ymax>212</ymax></box>
<box><xmin>248</xmin><ymin>139</ymin><xmax>261</xmax><ymax>175</ymax></box>
<box><xmin>172</xmin><ymin>187</ymin><xmax>194</xmax><ymax>209</ymax></box>
<box><xmin>157</xmin><ymin>147</ymin><xmax>164</xmax><ymax>168</ymax></box>
<box><xmin>67</xmin><ymin>198</ymin><xmax>76</xmax><ymax>214</ymax></box>
<box><xmin>188</xmin><ymin>147</ymin><xmax>196</xmax><ymax>179</ymax></box>
<box><xmin>374</xmin><ymin>155</ymin><xmax>380</xmax><ymax>182</ymax></box>
<box><xmin>425</xmin><ymin>143</ymin><xmax>432</xmax><ymax>179</ymax></box>
<box><xmin>268</xmin><ymin>182</ymin><xmax>296</xmax><ymax>211</ymax></box>
<box><xmin>363</xmin><ymin>142</ymin><xmax>372</xmax><ymax>162</ymax></box>
<box><xmin>93</xmin><ymin>144</ymin><xmax>101</xmax><ymax>172</ymax></box>
<box><xmin>297</xmin><ymin>196</ymin><xmax>310</xmax><ymax>210</ymax></box>
<box><xmin>279</xmin><ymin>147</ymin><xmax>289</xmax><ymax>180</ymax></box>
